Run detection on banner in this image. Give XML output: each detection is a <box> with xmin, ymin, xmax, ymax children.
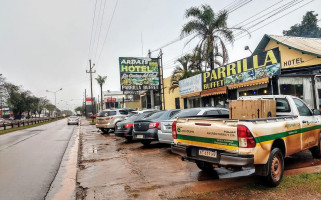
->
<box><xmin>179</xmin><ymin>74</ymin><xmax>202</xmax><ymax>95</ymax></box>
<box><xmin>203</xmin><ymin>48</ymin><xmax>281</xmax><ymax>90</ymax></box>
<box><xmin>119</xmin><ymin>57</ymin><xmax>160</xmax><ymax>91</ymax></box>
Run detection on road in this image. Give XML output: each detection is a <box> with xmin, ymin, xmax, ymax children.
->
<box><xmin>0</xmin><ymin>119</ymin><xmax>76</xmax><ymax>200</ymax></box>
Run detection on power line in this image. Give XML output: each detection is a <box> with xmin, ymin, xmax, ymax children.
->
<box><xmin>162</xmin><ymin>0</ymin><xmax>315</xmax><ymax>72</ymax></box>
<box><xmin>96</xmin><ymin>0</ymin><xmax>119</xmax><ymax>67</ymax></box>
<box><xmin>93</xmin><ymin>0</ymin><xmax>108</xmax><ymax>61</ymax></box>
<box><xmin>91</xmin><ymin>0</ymin><xmax>104</xmax><ymax>60</ymax></box>
<box><xmin>88</xmin><ymin>0</ymin><xmax>98</xmax><ymax>59</ymax></box>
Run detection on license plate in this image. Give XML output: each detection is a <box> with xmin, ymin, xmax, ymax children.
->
<box><xmin>198</xmin><ymin>149</ymin><xmax>217</xmax><ymax>158</ymax></box>
<box><xmin>136</xmin><ymin>135</ymin><xmax>144</xmax><ymax>139</ymax></box>
<box><xmin>165</xmin><ymin>125</ymin><xmax>172</xmax><ymax>130</ymax></box>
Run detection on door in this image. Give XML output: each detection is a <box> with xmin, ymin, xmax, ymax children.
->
<box><xmin>293</xmin><ymin>98</ymin><xmax>319</xmax><ymax>149</ymax></box>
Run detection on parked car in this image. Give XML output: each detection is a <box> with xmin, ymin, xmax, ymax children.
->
<box><xmin>67</xmin><ymin>115</ymin><xmax>79</xmax><ymax>125</ymax></box>
<box><xmin>96</xmin><ymin>109</ymin><xmax>130</xmax><ymax>134</ymax></box>
<box><xmin>0</xmin><ymin>118</ymin><xmax>4</xmax><ymax>123</ymax></box>
<box><xmin>8</xmin><ymin>117</ymin><xmax>15</xmax><ymax>121</ymax></box>
<box><xmin>171</xmin><ymin>95</ymin><xmax>321</xmax><ymax>186</ymax></box>
<box><xmin>132</xmin><ymin>109</ymin><xmax>180</xmax><ymax>146</ymax></box>
<box><xmin>114</xmin><ymin>111</ymin><xmax>159</xmax><ymax>141</ymax></box>
<box><xmin>158</xmin><ymin>107</ymin><xmax>229</xmax><ymax>144</ymax></box>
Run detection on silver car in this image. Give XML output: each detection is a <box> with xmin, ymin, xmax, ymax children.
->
<box><xmin>67</xmin><ymin>115</ymin><xmax>79</xmax><ymax>125</ymax></box>
<box><xmin>158</xmin><ymin>107</ymin><xmax>229</xmax><ymax>144</ymax></box>
<box><xmin>96</xmin><ymin>109</ymin><xmax>130</xmax><ymax>134</ymax></box>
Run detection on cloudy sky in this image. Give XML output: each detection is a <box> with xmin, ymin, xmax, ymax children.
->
<box><xmin>1</xmin><ymin>0</ymin><xmax>320</xmax><ymax>110</ymax></box>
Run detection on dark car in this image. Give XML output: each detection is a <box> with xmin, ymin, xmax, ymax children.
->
<box><xmin>132</xmin><ymin>109</ymin><xmax>180</xmax><ymax>146</ymax></box>
<box><xmin>114</xmin><ymin>111</ymin><xmax>158</xmax><ymax>141</ymax></box>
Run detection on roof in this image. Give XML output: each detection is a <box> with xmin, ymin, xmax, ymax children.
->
<box><xmin>253</xmin><ymin>34</ymin><xmax>321</xmax><ymax>58</ymax></box>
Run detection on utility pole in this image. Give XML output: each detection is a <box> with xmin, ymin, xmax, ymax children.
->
<box><xmin>148</xmin><ymin>50</ymin><xmax>154</xmax><ymax>109</ymax></box>
<box><xmin>86</xmin><ymin>60</ymin><xmax>96</xmax><ymax>123</ymax></box>
<box><xmin>84</xmin><ymin>89</ymin><xmax>87</xmax><ymax>117</ymax></box>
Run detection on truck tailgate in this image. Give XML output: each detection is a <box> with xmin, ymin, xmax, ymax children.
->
<box><xmin>176</xmin><ymin>118</ymin><xmax>238</xmax><ymax>153</ymax></box>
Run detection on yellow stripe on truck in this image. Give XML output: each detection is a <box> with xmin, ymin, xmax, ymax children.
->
<box><xmin>177</xmin><ymin>139</ymin><xmax>238</xmax><ymax>151</ymax></box>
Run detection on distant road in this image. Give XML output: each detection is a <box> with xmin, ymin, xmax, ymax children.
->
<box><xmin>0</xmin><ymin>119</ymin><xmax>76</xmax><ymax>200</ymax></box>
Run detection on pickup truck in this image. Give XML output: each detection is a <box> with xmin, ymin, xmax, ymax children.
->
<box><xmin>171</xmin><ymin>95</ymin><xmax>321</xmax><ymax>186</ymax></box>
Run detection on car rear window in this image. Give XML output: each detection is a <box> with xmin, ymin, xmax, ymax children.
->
<box><xmin>69</xmin><ymin>116</ymin><xmax>78</xmax><ymax>118</ymax></box>
<box><xmin>276</xmin><ymin>98</ymin><xmax>291</xmax><ymax>112</ymax></box>
<box><xmin>97</xmin><ymin>111</ymin><xmax>117</xmax><ymax>117</ymax></box>
<box><xmin>144</xmin><ymin>111</ymin><xmax>165</xmax><ymax>120</ymax></box>
<box><xmin>170</xmin><ymin>109</ymin><xmax>201</xmax><ymax>119</ymax></box>
<box><xmin>126</xmin><ymin>114</ymin><xmax>141</xmax><ymax>121</ymax></box>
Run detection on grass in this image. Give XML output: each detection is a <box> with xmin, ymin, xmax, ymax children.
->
<box><xmin>0</xmin><ymin>119</ymin><xmax>64</xmax><ymax>135</ymax></box>
<box><xmin>188</xmin><ymin>172</ymin><xmax>321</xmax><ymax>199</ymax></box>
<box><xmin>86</xmin><ymin>118</ymin><xmax>96</xmax><ymax>125</ymax></box>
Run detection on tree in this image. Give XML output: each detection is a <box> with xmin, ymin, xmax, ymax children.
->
<box><xmin>95</xmin><ymin>75</ymin><xmax>107</xmax><ymax>111</ymax></box>
<box><xmin>74</xmin><ymin>106</ymin><xmax>85</xmax><ymax>115</ymax></box>
<box><xmin>181</xmin><ymin>4</ymin><xmax>241</xmax><ymax>70</ymax></box>
<box><xmin>283</xmin><ymin>11</ymin><xmax>321</xmax><ymax>38</ymax></box>
<box><xmin>37</xmin><ymin>97</ymin><xmax>49</xmax><ymax>117</ymax></box>
<box><xmin>45</xmin><ymin>103</ymin><xmax>56</xmax><ymax>117</ymax></box>
<box><xmin>169</xmin><ymin>54</ymin><xmax>201</xmax><ymax>93</ymax></box>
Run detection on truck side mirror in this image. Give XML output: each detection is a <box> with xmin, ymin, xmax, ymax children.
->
<box><xmin>313</xmin><ymin>109</ymin><xmax>321</xmax><ymax>115</ymax></box>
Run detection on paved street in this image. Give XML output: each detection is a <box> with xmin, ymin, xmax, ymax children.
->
<box><xmin>0</xmin><ymin>119</ymin><xmax>77</xmax><ymax>200</ymax></box>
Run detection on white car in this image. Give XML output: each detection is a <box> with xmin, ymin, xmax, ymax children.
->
<box><xmin>158</xmin><ymin>107</ymin><xmax>229</xmax><ymax>144</ymax></box>
<box><xmin>67</xmin><ymin>116</ymin><xmax>79</xmax><ymax>125</ymax></box>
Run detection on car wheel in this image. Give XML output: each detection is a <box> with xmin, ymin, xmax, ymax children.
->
<box><xmin>141</xmin><ymin>140</ymin><xmax>151</xmax><ymax>146</ymax></box>
<box><xmin>310</xmin><ymin>133</ymin><xmax>321</xmax><ymax>158</ymax></box>
<box><xmin>265</xmin><ymin>148</ymin><xmax>284</xmax><ymax>187</ymax></box>
<box><xmin>101</xmin><ymin>128</ymin><xmax>109</xmax><ymax>134</ymax></box>
<box><xmin>67</xmin><ymin>123</ymin><xmax>70</xmax><ymax>125</ymax></box>
<box><xmin>196</xmin><ymin>161</ymin><xmax>214</xmax><ymax>172</ymax></box>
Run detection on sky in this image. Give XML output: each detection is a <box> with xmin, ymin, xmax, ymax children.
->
<box><xmin>1</xmin><ymin>0</ymin><xmax>320</xmax><ymax>111</ymax></box>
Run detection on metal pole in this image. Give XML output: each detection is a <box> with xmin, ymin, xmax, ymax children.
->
<box><xmin>86</xmin><ymin>60</ymin><xmax>96</xmax><ymax>123</ymax></box>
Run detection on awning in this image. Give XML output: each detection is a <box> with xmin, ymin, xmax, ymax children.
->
<box><xmin>228</xmin><ymin>77</ymin><xmax>269</xmax><ymax>90</ymax></box>
<box><xmin>201</xmin><ymin>86</ymin><xmax>227</xmax><ymax>97</ymax></box>
<box><xmin>181</xmin><ymin>92</ymin><xmax>201</xmax><ymax>98</ymax></box>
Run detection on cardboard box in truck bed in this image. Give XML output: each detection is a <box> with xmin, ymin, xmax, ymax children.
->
<box><xmin>229</xmin><ymin>99</ymin><xmax>276</xmax><ymax>119</ymax></box>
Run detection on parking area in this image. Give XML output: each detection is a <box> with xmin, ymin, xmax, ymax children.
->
<box><xmin>76</xmin><ymin>119</ymin><xmax>321</xmax><ymax>200</ymax></box>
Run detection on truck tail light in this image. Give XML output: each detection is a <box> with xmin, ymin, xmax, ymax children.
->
<box><xmin>125</xmin><ymin>123</ymin><xmax>133</xmax><ymax>128</ymax></box>
<box><xmin>106</xmin><ymin>116</ymin><xmax>114</xmax><ymax>120</ymax></box>
<box><xmin>237</xmin><ymin>125</ymin><xmax>256</xmax><ymax>148</ymax></box>
<box><xmin>172</xmin><ymin>121</ymin><xmax>177</xmax><ymax>139</ymax></box>
<box><xmin>149</xmin><ymin>122</ymin><xmax>160</xmax><ymax>129</ymax></box>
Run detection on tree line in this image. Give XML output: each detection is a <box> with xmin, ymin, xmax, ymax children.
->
<box><xmin>0</xmin><ymin>76</ymin><xmax>58</xmax><ymax>119</ymax></box>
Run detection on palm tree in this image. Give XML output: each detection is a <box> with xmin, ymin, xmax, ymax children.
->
<box><xmin>181</xmin><ymin>4</ymin><xmax>240</xmax><ymax>70</ymax></box>
<box><xmin>95</xmin><ymin>75</ymin><xmax>107</xmax><ymax>111</ymax></box>
<box><xmin>169</xmin><ymin>54</ymin><xmax>201</xmax><ymax>93</ymax></box>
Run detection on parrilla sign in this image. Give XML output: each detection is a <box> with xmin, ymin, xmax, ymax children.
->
<box><xmin>203</xmin><ymin>48</ymin><xmax>281</xmax><ymax>90</ymax></box>
<box><xmin>119</xmin><ymin>57</ymin><xmax>160</xmax><ymax>91</ymax></box>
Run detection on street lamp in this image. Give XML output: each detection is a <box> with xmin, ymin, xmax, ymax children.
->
<box><xmin>244</xmin><ymin>46</ymin><xmax>253</xmax><ymax>54</ymax></box>
<box><xmin>46</xmin><ymin>88</ymin><xmax>63</xmax><ymax>118</ymax></box>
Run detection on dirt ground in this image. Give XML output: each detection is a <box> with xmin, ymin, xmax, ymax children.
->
<box><xmin>76</xmin><ymin>119</ymin><xmax>321</xmax><ymax>200</ymax></box>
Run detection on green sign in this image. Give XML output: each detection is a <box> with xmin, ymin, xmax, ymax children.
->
<box><xmin>119</xmin><ymin>57</ymin><xmax>160</xmax><ymax>91</ymax></box>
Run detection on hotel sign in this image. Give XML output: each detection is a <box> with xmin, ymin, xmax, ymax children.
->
<box><xmin>119</xmin><ymin>57</ymin><xmax>160</xmax><ymax>91</ymax></box>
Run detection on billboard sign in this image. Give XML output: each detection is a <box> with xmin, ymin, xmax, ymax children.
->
<box><xmin>179</xmin><ymin>74</ymin><xmax>202</xmax><ymax>95</ymax></box>
<box><xmin>107</xmin><ymin>98</ymin><xmax>116</xmax><ymax>103</ymax></box>
<box><xmin>119</xmin><ymin>57</ymin><xmax>159</xmax><ymax>91</ymax></box>
<box><xmin>203</xmin><ymin>48</ymin><xmax>281</xmax><ymax>90</ymax></box>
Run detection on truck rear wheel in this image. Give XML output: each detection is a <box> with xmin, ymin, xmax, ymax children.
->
<box><xmin>310</xmin><ymin>133</ymin><xmax>321</xmax><ymax>158</ymax></box>
<box><xmin>196</xmin><ymin>161</ymin><xmax>214</xmax><ymax>172</ymax></box>
<box><xmin>141</xmin><ymin>140</ymin><xmax>152</xmax><ymax>146</ymax></box>
<box><xmin>265</xmin><ymin>148</ymin><xmax>284</xmax><ymax>187</ymax></box>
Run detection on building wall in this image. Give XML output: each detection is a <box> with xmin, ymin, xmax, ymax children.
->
<box><xmin>265</xmin><ymin>40</ymin><xmax>321</xmax><ymax>69</ymax></box>
<box><xmin>126</xmin><ymin>101</ymin><xmax>142</xmax><ymax>110</ymax></box>
<box><xmin>164</xmin><ymin>76</ymin><xmax>184</xmax><ymax>110</ymax></box>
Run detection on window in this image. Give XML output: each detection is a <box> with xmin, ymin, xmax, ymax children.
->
<box><xmin>293</xmin><ymin>98</ymin><xmax>312</xmax><ymax>116</ymax></box>
<box><xmin>170</xmin><ymin>109</ymin><xmax>201</xmax><ymax>119</ymax></box>
<box><xmin>220</xmin><ymin>110</ymin><xmax>229</xmax><ymax>115</ymax></box>
<box><xmin>169</xmin><ymin>110</ymin><xmax>180</xmax><ymax>117</ymax></box>
<box><xmin>144</xmin><ymin>111</ymin><xmax>165</xmax><ymax>120</ymax></box>
<box><xmin>276</xmin><ymin>98</ymin><xmax>291</xmax><ymax>112</ymax></box>
<box><xmin>97</xmin><ymin>111</ymin><xmax>117</xmax><ymax>117</ymax></box>
<box><xmin>280</xmin><ymin>84</ymin><xmax>303</xmax><ymax>99</ymax></box>
<box><xmin>119</xmin><ymin>110</ymin><xmax>128</xmax><ymax>115</ymax></box>
<box><xmin>204</xmin><ymin>110</ymin><xmax>220</xmax><ymax>115</ymax></box>
<box><xmin>175</xmin><ymin>98</ymin><xmax>180</xmax><ymax>109</ymax></box>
